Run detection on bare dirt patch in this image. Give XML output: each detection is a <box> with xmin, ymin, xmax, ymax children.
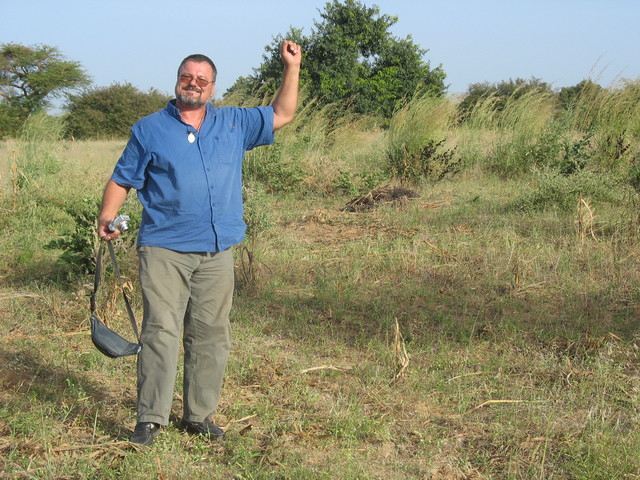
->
<box><xmin>343</xmin><ymin>186</ymin><xmax>421</xmax><ymax>212</ymax></box>
<box><xmin>287</xmin><ymin>208</ymin><xmax>418</xmax><ymax>245</ymax></box>
<box><xmin>279</xmin><ymin>186</ymin><xmax>424</xmax><ymax>246</ymax></box>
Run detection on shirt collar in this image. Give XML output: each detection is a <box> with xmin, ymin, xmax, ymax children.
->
<box><xmin>166</xmin><ymin>100</ymin><xmax>214</xmax><ymax>123</ymax></box>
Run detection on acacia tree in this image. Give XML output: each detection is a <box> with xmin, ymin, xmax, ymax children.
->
<box><xmin>0</xmin><ymin>43</ymin><xmax>90</xmax><ymax>136</ymax></box>
<box><xmin>226</xmin><ymin>0</ymin><xmax>446</xmax><ymax>117</ymax></box>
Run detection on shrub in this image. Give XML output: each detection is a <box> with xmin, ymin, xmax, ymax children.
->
<box><xmin>45</xmin><ymin>196</ymin><xmax>140</xmax><ymax>276</ymax></box>
<box><xmin>65</xmin><ymin>83</ymin><xmax>170</xmax><ymax>139</ymax></box>
<box><xmin>514</xmin><ymin>168</ymin><xmax>620</xmax><ymax>212</ymax></box>
<box><xmin>333</xmin><ymin>168</ymin><xmax>387</xmax><ymax>195</ymax></box>
<box><xmin>44</xmin><ymin>196</ymin><xmax>103</xmax><ymax>275</ymax></box>
<box><xmin>387</xmin><ymin>138</ymin><xmax>460</xmax><ymax>182</ymax></box>
<box><xmin>243</xmin><ymin>137</ymin><xmax>304</xmax><ymax>194</ymax></box>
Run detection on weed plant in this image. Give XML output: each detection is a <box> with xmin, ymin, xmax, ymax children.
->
<box><xmin>1</xmin><ymin>84</ymin><xmax>639</xmax><ymax>479</ymax></box>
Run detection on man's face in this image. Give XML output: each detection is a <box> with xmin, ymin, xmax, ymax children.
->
<box><xmin>175</xmin><ymin>60</ymin><xmax>216</xmax><ymax>108</ymax></box>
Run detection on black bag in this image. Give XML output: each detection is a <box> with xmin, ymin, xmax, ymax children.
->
<box><xmin>90</xmin><ymin>241</ymin><xmax>141</xmax><ymax>358</ymax></box>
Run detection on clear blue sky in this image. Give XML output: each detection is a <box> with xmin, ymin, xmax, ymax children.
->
<box><xmin>3</xmin><ymin>0</ymin><xmax>638</xmax><ymax>102</ymax></box>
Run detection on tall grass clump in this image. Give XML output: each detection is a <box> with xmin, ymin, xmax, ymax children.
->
<box><xmin>244</xmin><ymin>93</ymin><xmax>388</xmax><ymax>195</ymax></box>
<box><xmin>453</xmin><ymin>94</ymin><xmax>502</xmax><ymax>170</ymax></box>
<box><xmin>456</xmin><ymin>82</ymin><xmax>640</xmax><ymax>211</ymax></box>
<box><xmin>15</xmin><ymin>112</ymin><xmax>65</xmax><ymax>184</ymax></box>
<box><xmin>482</xmin><ymin>89</ymin><xmax>558</xmax><ymax>177</ymax></box>
<box><xmin>243</xmin><ymin>96</ymin><xmax>333</xmax><ymax>194</ymax></box>
<box><xmin>3</xmin><ymin>114</ymin><xmax>70</xmax><ymax>273</ymax></box>
<box><xmin>386</xmin><ymin>94</ymin><xmax>459</xmax><ymax>182</ymax></box>
<box><xmin>570</xmin><ymin>78</ymin><xmax>640</xmax><ymax>172</ymax></box>
<box><xmin>453</xmin><ymin>89</ymin><xmax>555</xmax><ymax>176</ymax></box>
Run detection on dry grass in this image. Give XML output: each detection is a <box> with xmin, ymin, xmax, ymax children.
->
<box><xmin>1</xmin><ymin>129</ymin><xmax>640</xmax><ymax>479</ymax></box>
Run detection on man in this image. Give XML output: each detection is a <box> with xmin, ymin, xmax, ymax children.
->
<box><xmin>97</xmin><ymin>40</ymin><xmax>301</xmax><ymax>446</ymax></box>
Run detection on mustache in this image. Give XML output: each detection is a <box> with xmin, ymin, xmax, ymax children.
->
<box><xmin>183</xmin><ymin>85</ymin><xmax>202</xmax><ymax>93</ymax></box>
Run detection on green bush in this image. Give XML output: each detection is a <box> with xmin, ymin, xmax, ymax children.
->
<box><xmin>65</xmin><ymin>83</ymin><xmax>170</xmax><ymax>139</ymax></box>
<box><xmin>44</xmin><ymin>196</ymin><xmax>102</xmax><ymax>275</ymax></box>
<box><xmin>333</xmin><ymin>168</ymin><xmax>387</xmax><ymax>195</ymax></box>
<box><xmin>514</xmin><ymin>168</ymin><xmax>620</xmax><ymax>212</ymax></box>
<box><xmin>45</xmin><ymin>196</ymin><xmax>141</xmax><ymax>276</ymax></box>
<box><xmin>243</xmin><ymin>137</ymin><xmax>304</xmax><ymax>193</ymax></box>
<box><xmin>387</xmin><ymin>138</ymin><xmax>460</xmax><ymax>182</ymax></box>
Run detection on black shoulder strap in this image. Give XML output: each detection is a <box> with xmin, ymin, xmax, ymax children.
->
<box><xmin>91</xmin><ymin>241</ymin><xmax>141</xmax><ymax>343</ymax></box>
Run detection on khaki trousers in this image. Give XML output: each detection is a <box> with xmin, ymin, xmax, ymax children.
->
<box><xmin>136</xmin><ymin>246</ymin><xmax>234</xmax><ymax>426</ymax></box>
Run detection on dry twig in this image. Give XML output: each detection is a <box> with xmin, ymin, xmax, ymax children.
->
<box><xmin>464</xmin><ymin>399</ymin><xmax>538</xmax><ymax>415</ymax></box>
<box><xmin>447</xmin><ymin>372</ymin><xmax>483</xmax><ymax>383</ymax></box>
<box><xmin>300</xmin><ymin>365</ymin><xmax>352</xmax><ymax>374</ymax></box>
<box><xmin>577</xmin><ymin>194</ymin><xmax>597</xmax><ymax>251</ymax></box>
<box><xmin>393</xmin><ymin>318</ymin><xmax>410</xmax><ymax>381</ymax></box>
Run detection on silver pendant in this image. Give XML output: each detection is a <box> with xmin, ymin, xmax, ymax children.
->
<box><xmin>187</xmin><ymin>132</ymin><xmax>196</xmax><ymax>143</ymax></box>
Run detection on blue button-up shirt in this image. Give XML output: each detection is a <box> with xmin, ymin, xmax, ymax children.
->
<box><xmin>111</xmin><ymin>100</ymin><xmax>274</xmax><ymax>252</ymax></box>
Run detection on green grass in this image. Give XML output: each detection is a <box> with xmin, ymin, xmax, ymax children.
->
<box><xmin>1</xmin><ymin>87</ymin><xmax>640</xmax><ymax>479</ymax></box>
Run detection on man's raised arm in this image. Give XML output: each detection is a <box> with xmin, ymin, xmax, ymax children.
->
<box><xmin>272</xmin><ymin>40</ymin><xmax>302</xmax><ymax>131</ymax></box>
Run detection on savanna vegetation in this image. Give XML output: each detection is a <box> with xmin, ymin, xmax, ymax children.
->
<box><xmin>2</xmin><ymin>1</ymin><xmax>640</xmax><ymax>479</ymax></box>
<box><xmin>2</xmin><ymin>72</ymin><xmax>639</xmax><ymax>479</ymax></box>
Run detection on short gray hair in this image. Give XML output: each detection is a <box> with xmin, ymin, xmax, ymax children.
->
<box><xmin>178</xmin><ymin>54</ymin><xmax>217</xmax><ymax>82</ymax></box>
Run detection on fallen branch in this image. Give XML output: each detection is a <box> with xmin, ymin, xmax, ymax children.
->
<box><xmin>227</xmin><ymin>414</ymin><xmax>257</xmax><ymax>424</ymax></box>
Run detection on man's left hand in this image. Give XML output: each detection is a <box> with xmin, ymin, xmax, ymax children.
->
<box><xmin>281</xmin><ymin>40</ymin><xmax>302</xmax><ymax>68</ymax></box>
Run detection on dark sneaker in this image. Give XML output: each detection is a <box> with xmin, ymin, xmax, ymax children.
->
<box><xmin>130</xmin><ymin>422</ymin><xmax>161</xmax><ymax>446</ymax></box>
<box><xmin>181</xmin><ymin>419</ymin><xmax>225</xmax><ymax>440</ymax></box>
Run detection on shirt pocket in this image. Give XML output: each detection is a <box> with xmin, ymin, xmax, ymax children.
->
<box><xmin>210</xmin><ymin>133</ymin><xmax>240</xmax><ymax>165</ymax></box>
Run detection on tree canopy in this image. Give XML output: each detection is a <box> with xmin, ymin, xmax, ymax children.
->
<box><xmin>0</xmin><ymin>43</ymin><xmax>90</xmax><ymax>136</ymax></box>
<box><xmin>224</xmin><ymin>0</ymin><xmax>446</xmax><ymax>117</ymax></box>
<box><xmin>65</xmin><ymin>83</ymin><xmax>170</xmax><ymax>139</ymax></box>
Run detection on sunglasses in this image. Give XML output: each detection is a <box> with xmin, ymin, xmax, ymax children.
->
<box><xmin>178</xmin><ymin>73</ymin><xmax>214</xmax><ymax>89</ymax></box>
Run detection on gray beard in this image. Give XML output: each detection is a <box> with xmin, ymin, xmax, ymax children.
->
<box><xmin>177</xmin><ymin>90</ymin><xmax>207</xmax><ymax>108</ymax></box>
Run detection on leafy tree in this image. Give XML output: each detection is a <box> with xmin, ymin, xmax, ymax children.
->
<box><xmin>65</xmin><ymin>83</ymin><xmax>170</xmax><ymax>139</ymax></box>
<box><xmin>0</xmin><ymin>102</ymin><xmax>24</xmax><ymax>138</ymax></box>
<box><xmin>225</xmin><ymin>0</ymin><xmax>446</xmax><ymax>117</ymax></box>
<box><xmin>558</xmin><ymin>79</ymin><xmax>602</xmax><ymax>110</ymax></box>
<box><xmin>0</xmin><ymin>43</ymin><xmax>90</xmax><ymax>137</ymax></box>
<box><xmin>253</xmin><ymin>27</ymin><xmax>310</xmax><ymax>96</ymax></box>
<box><xmin>458</xmin><ymin>77</ymin><xmax>552</xmax><ymax>120</ymax></box>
